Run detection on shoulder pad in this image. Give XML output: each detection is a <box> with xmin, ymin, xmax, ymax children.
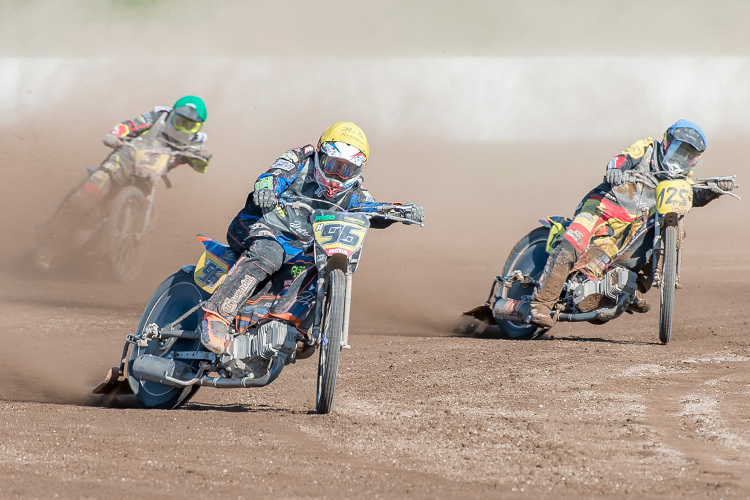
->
<box><xmin>621</xmin><ymin>138</ymin><xmax>654</xmax><ymax>159</ymax></box>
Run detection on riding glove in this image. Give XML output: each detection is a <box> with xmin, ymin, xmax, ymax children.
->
<box><xmin>102</xmin><ymin>133</ymin><xmax>124</xmax><ymax>149</ymax></box>
<box><xmin>604</xmin><ymin>168</ymin><xmax>624</xmax><ymax>186</ymax></box>
<box><xmin>401</xmin><ymin>203</ymin><xmax>425</xmax><ymax>223</ymax></box>
<box><xmin>253</xmin><ymin>188</ymin><xmax>277</xmax><ymax>208</ymax></box>
<box><xmin>717</xmin><ymin>179</ymin><xmax>736</xmax><ymax>191</ymax></box>
<box><xmin>194</xmin><ymin>144</ymin><xmax>213</xmax><ymax>161</ymax></box>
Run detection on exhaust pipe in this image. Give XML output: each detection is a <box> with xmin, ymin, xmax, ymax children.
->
<box><xmin>492</xmin><ymin>298</ymin><xmax>532</xmax><ymax>324</ymax></box>
<box><xmin>131</xmin><ymin>354</ymin><xmax>285</xmax><ymax>389</ymax></box>
<box><xmin>131</xmin><ymin>355</ymin><xmax>194</xmax><ymax>387</ymax></box>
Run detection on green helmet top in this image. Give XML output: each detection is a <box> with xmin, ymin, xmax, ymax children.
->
<box><xmin>173</xmin><ymin>95</ymin><xmax>207</xmax><ymax>122</ymax></box>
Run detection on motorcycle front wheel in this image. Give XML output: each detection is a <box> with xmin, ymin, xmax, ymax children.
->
<box><xmin>497</xmin><ymin>227</ymin><xmax>550</xmax><ymax>339</ymax></box>
<box><xmin>315</xmin><ymin>268</ymin><xmax>345</xmax><ymax>414</ymax></box>
<box><xmin>659</xmin><ymin>224</ymin><xmax>678</xmax><ymax>344</ymax></box>
<box><xmin>128</xmin><ymin>270</ymin><xmax>205</xmax><ymax>409</ymax></box>
<box><xmin>106</xmin><ymin>185</ymin><xmax>149</xmax><ymax>282</ymax></box>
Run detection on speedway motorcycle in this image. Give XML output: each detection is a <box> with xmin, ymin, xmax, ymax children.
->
<box><xmin>93</xmin><ymin>196</ymin><xmax>422</xmax><ymax>413</ymax></box>
<box><xmin>465</xmin><ymin>173</ymin><xmax>738</xmax><ymax>344</ymax></box>
<box><xmin>34</xmin><ymin>139</ymin><xmax>205</xmax><ymax>282</ymax></box>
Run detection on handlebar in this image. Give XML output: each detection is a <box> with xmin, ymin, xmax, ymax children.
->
<box><xmin>119</xmin><ymin>140</ymin><xmax>208</xmax><ymax>162</ymax></box>
<box><xmin>277</xmin><ymin>195</ymin><xmax>424</xmax><ymax>226</ymax></box>
<box><xmin>620</xmin><ymin>172</ymin><xmax>740</xmax><ymax>200</ymax></box>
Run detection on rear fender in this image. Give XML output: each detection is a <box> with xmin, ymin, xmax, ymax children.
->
<box><xmin>540</xmin><ymin>216</ymin><xmax>571</xmax><ymax>254</ymax></box>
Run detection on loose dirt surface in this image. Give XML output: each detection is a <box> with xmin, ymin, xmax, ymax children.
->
<box><xmin>2</xmin><ymin>128</ymin><xmax>749</xmax><ymax>499</ymax></box>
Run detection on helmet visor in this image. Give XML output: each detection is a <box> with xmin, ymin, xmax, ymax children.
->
<box><xmin>172</xmin><ymin>113</ymin><xmax>202</xmax><ymax>134</ymax></box>
<box><xmin>320</xmin><ymin>154</ymin><xmax>363</xmax><ymax>182</ymax></box>
<box><xmin>662</xmin><ymin>140</ymin><xmax>701</xmax><ymax>175</ymax></box>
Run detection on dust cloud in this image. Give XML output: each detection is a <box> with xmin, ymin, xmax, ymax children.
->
<box><xmin>1</xmin><ymin>2</ymin><xmax>749</xmax><ymax>402</ymax></box>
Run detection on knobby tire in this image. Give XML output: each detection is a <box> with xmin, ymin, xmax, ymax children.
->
<box><xmin>106</xmin><ymin>185</ymin><xmax>149</xmax><ymax>282</ymax></box>
<box><xmin>659</xmin><ymin>225</ymin><xmax>678</xmax><ymax>344</ymax></box>
<box><xmin>316</xmin><ymin>269</ymin><xmax>345</xmax><ymax>414</ymax></box>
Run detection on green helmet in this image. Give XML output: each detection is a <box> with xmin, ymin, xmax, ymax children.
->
<box><xmin>163</xmin><ymin>95</ymin><xmax>207</xmax><ymax>145</ymax></box>
<box><xmin>172</xmin><ymin>95</ymin><xmax>207</xmax><ymax>122</ymax></box>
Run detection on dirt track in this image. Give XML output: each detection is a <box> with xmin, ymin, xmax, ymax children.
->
<box><xmin>2</xmin><ymin>132</ymin><xmax>749</xmax><ymax>498</ymax></box>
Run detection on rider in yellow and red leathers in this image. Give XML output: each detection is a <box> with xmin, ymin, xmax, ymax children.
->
<box><xmin>528</xmin><ymin>119</ymin><xmax>737</xmax><ymax>328</ymax></box>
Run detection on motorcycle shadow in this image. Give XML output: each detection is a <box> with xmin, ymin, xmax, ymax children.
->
<box><xmin>452</xmin><ymin>315</ymin><xmax>660</xmax><ymax>345</ymax></box>
<box><xmin>180</xmin><ymin>402</ymin><xmax>313</xmax><ymax>415</ymax></box>
<box><xmin>548</xmin><ymin>335</ymin><xmax>660</xmax><ymax>346</ymax></box>
<box><xmin>89</xmin><ymin>396</ymin><xmax>311</xmax><ymax>414</ymax></box>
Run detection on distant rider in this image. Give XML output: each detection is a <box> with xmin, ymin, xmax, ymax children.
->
<box><xmin>33</xmin><ymin>95</ymin><xmax>212</xmax><ymax>270</ymax></box>
<box><xmin>528</xmin><ymin>119</ymin><xmax>737</xmax><ymax>328</ymax></box>
<box><xmin>200</xmin><ymin>121</ymin><xmax>425</xmax><ymax>354</ymax></box>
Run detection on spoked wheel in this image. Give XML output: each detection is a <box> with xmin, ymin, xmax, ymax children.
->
<box><xmin>127</xmin><ymin>270</ymin><xmax>206</xmax><ymax>409</ymax></box>
<box><xmin>315</xmin><ymin>268</ymin><xmax>345</xmax><ymax>414</ymax></box>
<box><xmin>659</xmin><ymin>225</ymin><xmax>678</xmax><ymax>344</ymax></box>
<box><xmin>106</xmin><ymin>185</ymin><xmax>149</xmax><ymax>282</ymax></box>
<box><xmin>497</xmin><ymin>227</ymin><xmax>550</xmax><ymax>339</ymax></box>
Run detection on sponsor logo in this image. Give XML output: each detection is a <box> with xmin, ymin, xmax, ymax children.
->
<box><xmin>295</xmin><ymin>290</ymin><xmax>315</xmax><ymax>305</ymax></box>
<box><xmin>250</xmin><ymin>223</ymin><xmax>275</xmax><ymax>238</ymax></box>
<box><xmin>219</xmin><ymin>274</ymin><xmax>258</xmax><ymax>316</ymax></box>
<box><xmin>280</xmin><ymin>151</ymin><xmax>298</xmax><ymax>162</ymax></box>
<box><xmin>326</xmin><ymin>247</ymin><xmax>350</xmax><ymax>255</ymax></box>
<box><xmin>271</xmin><ymin>158</ymin><xmax>295</xmax><ymax>171</ymax></box>
<box><xmin>315</xmin><ymin>214</ymin><xmax>336</xmax><ymax>221</ymax></box>
<box><xmin>290</xmin><ymin>265</ymin><xmax>307</xmax><ymax>278</ymax></box>
<box><xmin>290</xmin><ymin>220</ymin><xmax>311</xmax><ymax>237</ymax></box>
<box><xmin>565</xmin><ymin>229</ymin><xmax>584</xmax><ymax>247</ymax></box>
<box><xmin>343</xmin><ymin>216</ymin><xmax>365</xmax><ymax>226</ymax></box>
<box><xmin>255</xmin><ymin>176</ymin><xmax>274</xmax><ymax>190</ymax></box>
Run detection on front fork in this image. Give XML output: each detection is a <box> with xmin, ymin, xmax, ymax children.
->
<box><xmin>309</xmin><ymin>268</ymin><xmax>353</xmax><ymax>349</ymax></box>
<box><xmin>653</xmin><ymin>213</ymin><xmax>684</xmax><ymax>289</ymax></box>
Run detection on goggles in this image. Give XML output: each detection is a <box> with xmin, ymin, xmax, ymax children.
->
<box><xmin>319</xmin><ymin>154</ymin><xmax>363</xmax><ymax>182</ymax></box>
<box><xmin>662</xmin><ymin>140</ymin><xmax>701</xmax><ymax>175</ymax></box>
<box><xmin>172</xmin><ymin>113</ymin><xmax>202</xmax><ymax>134</ymax></box>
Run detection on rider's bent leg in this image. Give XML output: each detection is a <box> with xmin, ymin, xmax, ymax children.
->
<box><xmin>200</xmin><ymin>237</ymin><xmax>284</xmax><ymax>354</ymax></box>
<box><xmin>529</xmin><ymin>238</ymin><xmax>578</xmax><ymax>328</ymax></box>
<box><xmin>33</xmin><ymin>169</ymin><xmax>114</xmax><ymax>270</ymax></box>
<box><xmin>33</xmin><ymin>150</ymin><xmax>133</xmax><ymax>270</ymax></box>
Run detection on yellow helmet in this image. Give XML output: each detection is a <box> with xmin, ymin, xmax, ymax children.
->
<box><xmin>318</xmin><ymin>122</ymin><xmax>369</xmax><ymax>160</ymax></box>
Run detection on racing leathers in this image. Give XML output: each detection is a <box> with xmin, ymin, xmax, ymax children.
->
<box><xmin>200</xmin><ymin>144</ymin><xmax>406</xmax><ymax>354</ymax></box>
<box><xmin>529</xmin><ymin>137</ymin><xmax>726</xmax><ymax>328</ymax></box>
<box><xmin>33</xmin><ymin>107</ymin><xmax>211</xmax><ymax>270</ymax></box>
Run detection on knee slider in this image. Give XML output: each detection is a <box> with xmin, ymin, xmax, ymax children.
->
<box><xmin>248</xmin><ymin>238</ymin><xmax>284</xmax><ymax>275</ymax></box>
<box><xmin>553</xmin><ymin>238</ymin><xmax>579</xmax><ymax>265</ymax></box>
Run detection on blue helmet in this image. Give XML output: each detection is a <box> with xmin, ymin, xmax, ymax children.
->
<box><xmin>659</xmin><ymin>119</ymin><xmax>706</xmax><ymax>176</ymax></box>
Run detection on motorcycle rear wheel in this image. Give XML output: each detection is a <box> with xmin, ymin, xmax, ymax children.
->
<box><xmin>106</xmin><ymin>185</ymin><xmax>149</xmax><ymax>282</ymax></box>
<box><xmin>128</xmin><ymin>270</ymin><xmax>205</xmax><ymax>409</ymax></box>
<box><xmin>496</xmin><ymin>227</ymin><xmax>549</xmax><ymax>339</ymax></box>
<box><xmin>659</xmin><ymin>225</ymin><xmax>677</xmax><ymax>344</ymax></box>
<box><xmin>315</xmin><ymin>268</ymin><xmax>345</xmax><ymax>414</ymax></box>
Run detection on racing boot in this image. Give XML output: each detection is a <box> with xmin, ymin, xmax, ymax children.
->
<box><xmin>627</xmin><ymin>290</ymin><xmax>651</xmax><ymax>314</ymax></box>
<box><xmin>529</xmin><ymin>240</ymin><xmax>577</xmax><ymax>329</ymax></box>
<box><xmin>200</xmin><ymin>309</ymin><xmax>232</xmax><ymax>354</ymax></box>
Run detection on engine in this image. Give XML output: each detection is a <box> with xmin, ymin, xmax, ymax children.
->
<box><xmin>566</xmin><ymin>267</ymin><xmax>638</xmax><ymax>313</ymax></box>
<box><xmin>220</xmin><ymin>321</ymin><xmax>299</xmax><ymax>378</ymax></box>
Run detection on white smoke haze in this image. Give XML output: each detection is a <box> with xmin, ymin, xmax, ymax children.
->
<box><xmin>3</xmin><ymin>56</ymin><xmax>750</xmax><ymax>142</ymax></box>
